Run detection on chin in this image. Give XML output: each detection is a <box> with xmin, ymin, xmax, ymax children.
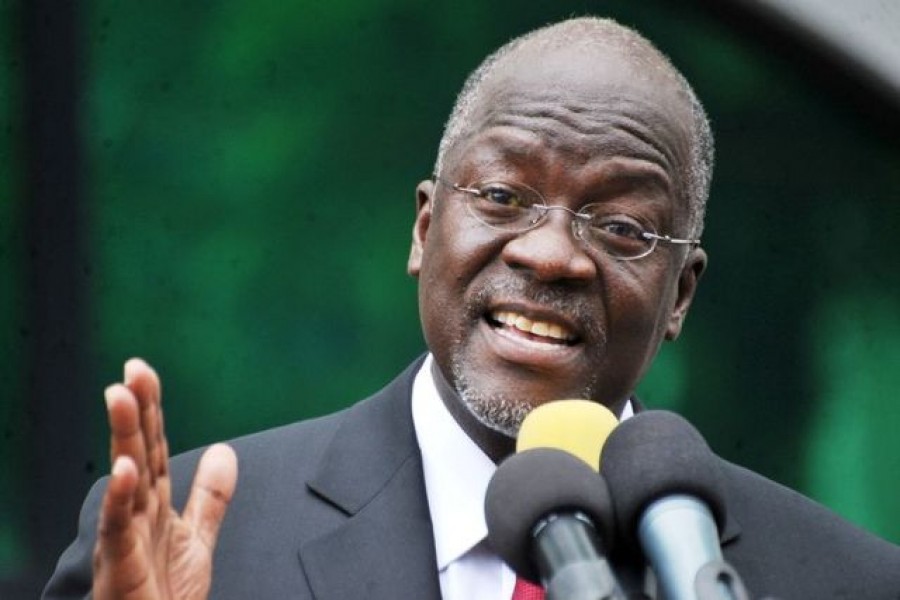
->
<box><xmin>460</xmin><ymin>393</ymin><xmax>529</xmax><ymax>438</ymax></box>
<box><xmin>451</xmin><ymin>363</ymin><xmax>531</xmax><ymax>437</ymax></box>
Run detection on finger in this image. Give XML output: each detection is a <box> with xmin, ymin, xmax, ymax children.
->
<box><xmin>124</xmin><ymin>358</ymin><xmax>173</xmax><ymax>522</ymax></box>
<box><xmin>124</xmin><ymin>358</ymin><xmax>168</xmax><ymax>485</ymax></box>
<box><xmin>95</xmin><ymin>456</ymin><xmax>155</xmax><ymax>597</ymax></box>
<box><xmin>183</xmin><ymin>444</ymin><xmax>238</xmax><ymax>551</ymax></box>
<box><xmin>97</xmin><ymin>456</ymin><xmax>140</xmax><ymax>561</ymax></box>
<box><xmin>105</xmin><ymin>385</ymin><xmax>151</xmax><ymax>512</ymax></box>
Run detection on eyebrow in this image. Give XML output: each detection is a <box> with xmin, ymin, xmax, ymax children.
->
<box><xmin>584</xmin><ymin>163</ymin><xmax>672</xmax><ymax>198</ymax></box>
<box><xmin>456</xmin><ymin>129</ymin><xmax>676</xmax><ymax>203</ymax></box>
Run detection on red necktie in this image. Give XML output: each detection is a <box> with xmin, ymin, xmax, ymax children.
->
<box><xmin>511</xmin><ymin>576</ymin><xmax>545</xmax><ymax>600</ymax></box>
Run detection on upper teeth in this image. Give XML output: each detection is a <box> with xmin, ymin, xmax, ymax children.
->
<box><xmin>492</xmin><ymin>311</ymin><xmax>573</xmax><ymax>341</ymax></box>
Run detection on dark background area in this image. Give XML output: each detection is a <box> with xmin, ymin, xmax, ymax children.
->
<box><xmin>2</xmin><ymin>0</ymin><xmax>899</xmax><ymax>596</ymax></box>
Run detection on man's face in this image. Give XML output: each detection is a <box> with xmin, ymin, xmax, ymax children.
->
<box><xmin>408</xmin><ymin>45</ymin><xmax>706</xmax><ymax>435</ymax></box>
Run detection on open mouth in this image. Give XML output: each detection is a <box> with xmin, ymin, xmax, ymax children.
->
<box><xmin>485</xmin><ymin>310</ymin><xmax>579</xmax><ymax>346</ymax></box>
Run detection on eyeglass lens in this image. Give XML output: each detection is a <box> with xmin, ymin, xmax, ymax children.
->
<box><xmin>461</xmin><ymin>181</ymin><xmax>657</xmax><ymax>259</ymax></box>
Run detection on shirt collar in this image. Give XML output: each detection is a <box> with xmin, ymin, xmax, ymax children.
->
<box><xmin>412</xmin><ymin>355</ymin><xmax>497</xmax><ymax>571</ymax></box>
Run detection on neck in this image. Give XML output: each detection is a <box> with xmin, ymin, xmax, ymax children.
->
<box><xmin>430</xmin><ymin>360</ymin><xmax>516</xmax><ymax>464</ymax></box>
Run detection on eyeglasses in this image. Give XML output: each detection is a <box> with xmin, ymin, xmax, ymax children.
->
<box><xmin>433</xmin><ymin>175</ymin><xmax>700</xmax><ymax>261</ymax></box>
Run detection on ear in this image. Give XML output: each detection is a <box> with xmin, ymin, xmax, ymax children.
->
<box><xmin>664</xmin><ymin>246</ymin><xmax>707</xmax><ymax>341</ymax></box>
<box><xmin>407</xmin><ymin>179</ymin><xmax>435</xmax><ymax>277</ymax></box>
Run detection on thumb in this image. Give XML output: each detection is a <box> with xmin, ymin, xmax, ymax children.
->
<box><xmin>182</xmin><ymin>443</ymin><xmax>238</xmax><ymax>550</ymax></box>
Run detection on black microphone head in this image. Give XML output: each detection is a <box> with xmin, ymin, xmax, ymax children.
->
<box><xmin>599</xmin><ymin>411</ymin><xmax>726</xmax><ymax>549</ymax></box>
<box><xmin>485</xmin><ymin>447</ymin><xmax>614</xmax><ymax>582</ymax></box>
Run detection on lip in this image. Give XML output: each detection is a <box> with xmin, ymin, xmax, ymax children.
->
<box><xmin>488</xmin><ymin>302</ymin><xmax>582</xmax><ymax>337</ymax></box>
<box><xmin>478</xmin><ymin>303</ymin><xmax>584</xmax><ymax>370</ymax></box>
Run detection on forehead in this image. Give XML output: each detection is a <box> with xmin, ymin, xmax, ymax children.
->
<box><xmin>447</xmin><ymin>44</ymin><xmax>693</xmax><ymax>197</ymax></box>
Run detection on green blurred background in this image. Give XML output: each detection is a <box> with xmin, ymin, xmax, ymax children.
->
<box><xmin>2</xmin><ymin>0</ymin><xmax>899</xmax><ymax>595</ymax></box>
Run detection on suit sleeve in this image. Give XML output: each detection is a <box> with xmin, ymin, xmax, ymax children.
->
<box><xmin>41</xmin><ymin>476</ymin><xmax>107</xmax><ymax>599</ymax></box>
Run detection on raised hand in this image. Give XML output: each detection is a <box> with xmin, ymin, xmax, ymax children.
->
<box><xmin>92</xmin><ymin>359</ymin><xmax>238</xmax><ymax>600</ymax></box>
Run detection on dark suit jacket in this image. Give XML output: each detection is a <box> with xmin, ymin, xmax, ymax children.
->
<box><xmin>44</xmin><ymin>359</ymin><xmax>900</xmax><ymax>599</ymax></box>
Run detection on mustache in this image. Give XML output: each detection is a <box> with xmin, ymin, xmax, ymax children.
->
<box><xmin>467</xmin><ymin>276</ymin><xmax>604</xmax><ymax>340</ymax></box>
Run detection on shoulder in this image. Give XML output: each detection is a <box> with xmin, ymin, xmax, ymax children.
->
<box><xmin>719</xmin><ymin>459</ymin><xmax>900</xmax><ymax>599</ymax></box>
<box><xmin>168</xmin><ymin>356</ymin><xmax>424</xmax><ymax>501</ymax></box>
<box><xmin>169</xmin><ymin>409</ymin><xmax>349</xmax><ymax>487</ymax></box>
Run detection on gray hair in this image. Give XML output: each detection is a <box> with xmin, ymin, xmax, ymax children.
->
<box><xmin>434</xmin><ymin>17</ymin><xmax>714</xmax><ymax>238</ymax></box>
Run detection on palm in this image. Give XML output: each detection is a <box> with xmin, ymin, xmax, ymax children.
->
<box><xmin>93</xmin><ymin>359</ymin><xmax>237</xmax><ymax>600</ymax></box>
<box><xmin>131</xmin><ymin>512</ymin><xmax>213</xmax><ymax>599</ymax></box>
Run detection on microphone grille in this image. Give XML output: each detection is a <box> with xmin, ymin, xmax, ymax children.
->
<box><xmin>485</xmin><ymin>447</ymin><xmax>614</xmax><ymax>582</ymax></box>
<box><xmin>600</xmin><ymin>410</ymin><xmax>726</xmax><ymax>547</ymax></box>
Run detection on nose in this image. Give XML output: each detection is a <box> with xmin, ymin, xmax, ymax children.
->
<box><xmin>500</xmin><ymin>208</ymin><xmax>597</xmax><ymax>283</ymax></box>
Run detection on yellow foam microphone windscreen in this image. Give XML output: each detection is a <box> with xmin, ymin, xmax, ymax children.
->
<box><xmin>516</xmin><ymin>399</ymin><xmax>619</xmax><ymax>472</ymax></box>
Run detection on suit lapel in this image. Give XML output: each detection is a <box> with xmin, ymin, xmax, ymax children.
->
<box><xmin>299</xmin><ymin>358</ymin><xmax>442</xmax><ymax>600</ymax></box>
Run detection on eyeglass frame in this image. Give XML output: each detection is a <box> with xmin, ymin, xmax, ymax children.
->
<box><xmin>431</xmin><ymin>174</ymin><xmax>700</xmax><ymax>261</ymax></box>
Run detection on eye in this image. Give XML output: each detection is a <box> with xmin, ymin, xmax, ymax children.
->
<box><xmin>593</xmin><ymin>216</ymin><xmax>648</xmax><ymax>240</ymax></box>
<box><xmin>580</xmin><ymin>211</ymin><xmax>656</xmax><ymax>258</ymax></box>
<box><xmin>476</xmin><ymin>183</ymin><xmax>526</xmax><ymax>208</ymax></box>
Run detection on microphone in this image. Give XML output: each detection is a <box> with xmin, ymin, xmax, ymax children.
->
<box><xmin>516</xmin><ymin>399</ymin><xmax>619</xmax><ymax>470</ymax></box>
<box><xmin>599</xmin><ymin>410</ymin><xmax>750</xmax><ymax>600</ymax></box>
<box><xmin>485</xmin><ymin>400</ymin><xmax>626</xmax><ymax>600</ymax></box>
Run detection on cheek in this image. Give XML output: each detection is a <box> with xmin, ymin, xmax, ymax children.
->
<box><xmin>603</xmin><ymin>261</ymin><xmax>676</xmax><ymax>342</ymax></box>
<box><xmin>421</xmin><ymin>216</ymin><xmax>500</xmax><ymax>289</ymax></box>
<box><xmin>416</xmin><ymin>218</ymin><xmax>498</xmax><ymax>334</ymax></box>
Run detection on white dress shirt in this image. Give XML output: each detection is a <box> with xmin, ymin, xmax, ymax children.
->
<box><xmin>411</xmin><ymin>354</ymin><xmax>632</xmax><ymax>600</ymax></box>
<box><xmin>412</xmin><ymin>355</ymin><xmax>515</xmax><ymax>600</ymax></box>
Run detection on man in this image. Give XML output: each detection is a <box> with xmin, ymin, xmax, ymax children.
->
<box><xmin>44</xmin><ymin>17</ymin><xmax>900</xmax><ymax>600</ymax></box>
